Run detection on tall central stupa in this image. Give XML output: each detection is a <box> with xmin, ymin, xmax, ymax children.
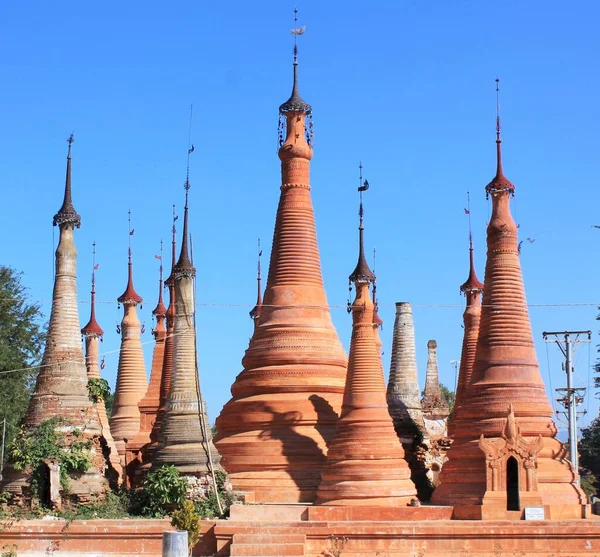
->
<box><xmin>215</xmin><ymin>13</ymin><xmax>348</xmax><ymax>503</ymax></box>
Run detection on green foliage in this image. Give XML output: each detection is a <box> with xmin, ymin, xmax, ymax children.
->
<box><xmin>104</xmin><ymin>392</ymin><xmax>115</xmax><ymax>418</ymax></box>
<box><xmin>86</xmin><ymin>378</ymin><xmax>111</xmax><ymax>405</ymax></box>
<box><xmin>8</xmin><ymin>417</ymin><xmax>92</xmax><ymax>500</ymax></box>
<box><xmin>171</xmin><ymin>500</ymin><xmax>201</xmax><ymax>551</ymax></box>
<box><xmin>439</xmin><ymin>384</ymin><xmax>455</xmax><ymax>414</ymax></box>
<box><xmin>194</xmin><ymin>470</ymin><xmax>238</xmax><ymax>519</ymax></box>
<box><xmin>58</xmin><ymin>491</ymin><xmax>131</xmax><ymax>520</ymax></box>
<box><xmin>133</xmin><ymin>465</ymin><xmax>188</xmax><ymax>518</ymax></box>
<box><xmin>580</xmin><ymin>472</ymin><xmax>597</xmax><ymax>498</ymax></box>
<box><xmin>0</xmin><ymin>266</ymin><xmax>46</xmax><ymax>461</ymax></box>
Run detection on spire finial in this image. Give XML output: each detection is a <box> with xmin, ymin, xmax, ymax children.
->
<box><xmin>81</xmin><ymin>240</ymin><xmax>104</xmax><ymax>337</ymax></box>
<box><xmin>250</xmin><ymin>237</ymin><xmax>263</xmax><ymax>323</ymax></box>
<box><xmin>279</xmin><ymin>8</ymin><xmax>311</xmax><ymax>115</ymax></box>
<box><xmin>153</xmin><ymin>240</ymin><xmax>167</xmax><ymax>318</ymax></box>
<box><xmin>118</xmin><ymin>210</ymin><xmax>142</xmax><ymax>304</ymax></box>
<box><xmin>461</xmin><ymin>193</ymin><xmax>484</xmax><ymax>294</ymax></box>
<box><xmin>174</xmin><ymin>111</ymin><xmax>195</xmax><ymax>277</ymax></box>
<box><xmin>485</xmin><ymin>77</ymin><xmax>514</xmax><ymax>195</ymax></box>
<box><xmin>349</xmin><ymin>162</ymin><xmax>375</xmax><ymax>284</ymax></box>
<box><xmin>53</xmin><ymin>133</ymin><xmax>81</xmax><ymax>228</ymax></box>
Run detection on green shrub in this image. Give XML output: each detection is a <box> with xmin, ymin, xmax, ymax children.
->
<box><xmin>133</xmin><ymin>465</ymin><xmax>188</xmax><ymax>518</ymax></box>
<box><xmin>8</xmin><ymin>417</ymin><xmax>92</xmax><ymax>501</ymax></box>
<box><xmin>171</xmin><ymin>500</ymin><xmax>201</xmax><ymax>552</ymax></box>
<box><xmin>87</xmin><ymin>378</ymin><xmax>111</xmax><ymax>405</ymax></box>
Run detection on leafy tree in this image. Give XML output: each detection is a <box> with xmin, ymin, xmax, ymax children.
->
<box><xmin>579</xmin><ymin>414</ymin><xmax>600</xmax><ymax>498</ymax></box>
<box><xmin>439</xmin><ymin>384</ymin><xmax>455</xmax><ymax>414</ymax></box>
<box><xmin>0</xmin><ymin>266</ymin><xmax>45</xmax><ymax>462</ymax></box>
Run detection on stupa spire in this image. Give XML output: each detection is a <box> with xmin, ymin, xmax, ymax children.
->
<box><xmin>421</xmin><ymin>340</ymin><xmax>448</xmax><ymax>417</ymax></box>
<box><xmin>53</xmin><ymin>134</ymin><xmax>81</xmax><ymax>228</ymax></box>
<box><xmin>80</xmin><ymin>243</ymin><xmax>122</xmax><ymax>481</ymax></box>
<box><xmin>3</xmin><ymin>137</ymin><xmax>111</xmax><ymax>505</ymax></box>
<box><xmin>349</xmin><ymin>163</ymin><xmax>375</xmax><ymax>284</ymax></box>
<box><xmin>432</xmin><ymin>81</ymin><xmax>585</xmax><ymax>515</ymax></box>
<box><xmin>486</xmin><ymin>79</ymin><xmax>514</xmax><ymax>195</ymax></box>
<box><xmin>215</xmin><ymin>12</ymin><xmax>347</xmax><ymax>503</ymax></box>
<box><xmin>129</xmin><ymin>242</ymin><xmax>168</xmax><ymax>482</ymax></box>
<box><xmin>249</xmin><ymin>238</ymin><xmax>263</xmax><ymax>326</ymax></box>
<box><xmin>81</xmin><ymin>242</ymin><xmax>104</xmax><ymax>337</ymax></box>
<box><xmin>451</xmin><ymin>200</ymin><xmax>484</xmax><ymax>429</ymax></box>
<box><xmin>154</xmin><ymin>128</ymin><xmax>222</xmax><ymax>480</ymax></box>
<box><xmin>316</xmin><ymin>183</ymin><xmax>415</xmax><ymax>505</ymax></box>
<box><xmin>110</xmin><ymin>211</ymin><xmax>148</xmax><ymax>470</ymax></box>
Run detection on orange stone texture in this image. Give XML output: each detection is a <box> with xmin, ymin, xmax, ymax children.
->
<box><xmin>80</xmin><ymin>265</ymin><xmax>123</xmax><ymax>482</ymax></box>
<box><xmin>2</xmin><ymin>139</ymin><xmax>111</xmax><ymax>503</ymax></box>
<box><xmin>432</xmin><ymin>123</ymin><xmax>586</xmax><ymax>517</ymax></box>
<box><xmin>315</xmin><ymin>209</ymin><xmax>416</xmax><ymax>506</ymax></box>
<box><xmin>448</xmin><ymin>239</ymin><xmax>484</xmax><ymax>434</ymax></box>
<box><xmin>127</xmin><ymin>263</ymin><xmax>167</xmax><ymax>478</ymax></box>
<box><xmin>153</xmin><ymin>195</ymin><xmax>222</xmax><ymax>479</ymax></box>
<box><xmin>109</xmin><ymin>244</ymin><xmax>148</xmax><ymax>469</ymax></box>
<box><xmin>214</xmin><ymin>57</ymin><xmax>348</xmax><ymax>503</ymax></box>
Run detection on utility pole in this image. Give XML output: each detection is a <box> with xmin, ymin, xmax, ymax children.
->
<box><xmin>542</xmin><ymin>330</ymin><xmax>591</xmax><ymax>484</ymax></box>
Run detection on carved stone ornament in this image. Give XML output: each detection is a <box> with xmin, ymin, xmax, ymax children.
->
<box><xmin>478</xmin><ymin>403</ymin><xmax>544</xmax><ymax>492</ymax></box>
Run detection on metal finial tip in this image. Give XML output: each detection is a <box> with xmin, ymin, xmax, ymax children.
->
<box><xmin>495</xmin><ymin>77</ymin><xmax>500</xmax><ymax>90</ymax></box>
<box><xmin>67</xmin><ymin>133</ymin><xmax>75</xmax><ymax>145</ymax></box>
<box><xmin>184</xmin><ymin>179</ymin><xmax>191</xmax><ymax>191</ymax></box>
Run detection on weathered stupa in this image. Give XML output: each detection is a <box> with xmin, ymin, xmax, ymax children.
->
<box><xmin>128</xmin><ymin>250</ymin><xmax>167</xmax><ymax>475</ymax></box>
<box><xmin>140</xmin><ymin>212</ymin><xmax>178</xmax><ymax>476</ymax></box>
<box><xmin>315</xmin><ymin>171</ymin><xmax>416</xmax><ymax>506</ymax></box>
<box><xmin>80</xmin><ymin>244</ymin><xmax>122</xmax><ymax>482</ymax></box>
<box><xmin>386</xmin><ymin>302</ymin><xmax>424</xmax><ymax>444</ymax></box>
<box><xmin>215</xmin><ymin>14</ymin><xmax>348</xmax><ymax>503</ymax></box>
<box><xmin>109</xmin><ymin>213</ymin><xmax>148</xmax><ymax>468</ymax></box>
<box><xmin>153</xmin><ymin>173</ymin><xmax>222</xmax><ymax>489</ymax></box>
<box><xmin>449</xmin><ymin>231</ymin><xmax>484</xmax><ymax>431</ymax></box>
<box><xmin>2</xmin><ymin>136</ymin><xmax>110</xmax><ymax>506</ymax></box>
<box><xmin>420</xmin><ymin>339</ymin><xmax>451</xmax><ymax>487</ymax></box>
<box><xmin>432</xmin><ymin>82</ymin><xmax>585</xmax><ymax>518</ymax></box>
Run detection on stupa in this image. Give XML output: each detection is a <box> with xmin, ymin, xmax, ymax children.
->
<box><xmin>140</xmin><ymin>210</ymin><xmax>178</xmax><ymax>476</ymax></box>
<box><xmin>431</xmin><ymin>81</ymin><xmax>586</xmax><ymax>518</ymax></box>
<box><xmin>109</xmin><ymin>212</ymin><xmax>148</xmax><ymax>474</ymax></box>
<box><xmin>80</xmin><ymin>243</ymin><xmax>122</xmax><ymax>482</ymax></box>
<box><xmin>386</xmin><ymin>302</ymin><xmax>424</xmax><ymax>444</ymax></box>
<box><xmin>315</xmin><ymin>169</ymin><xmax>416</xmax><ymax>506</ymax></box>
<box><xmin>127</xmin><ymin>248</ymin><xmax>167</xmax><ymax>478</ymax></box>
<box><xmin>214</xmin><ymin>11</ymin><xmax>348</xmax><ymax>503</ymax></box>
<box><xmin>2</xmin><ymin>136</ymin><xmax>111</xmax><ymax>506</ymax></box>
<box><xmin>153</xmin><ymin>159</ymin><xmax>222</xmax><ymax>491</ymax></box>
<box><xmin>448</xmin><ymin>229</ymin><xmax>484</xmax><ymax>431</ymax></box>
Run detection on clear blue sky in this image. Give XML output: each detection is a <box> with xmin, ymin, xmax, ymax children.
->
<box><xmin>2</xmin><ymin>1</ymin><xmax>599</xmax><ymax>434</ymax></box>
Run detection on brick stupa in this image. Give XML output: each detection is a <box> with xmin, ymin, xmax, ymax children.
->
<box><xmin>140</xmin><ymin>216</ymin><xmax>178</xmax><ymax>478</ymax></box>
<box><xmin>214</xmin><ymin>24</ymin><xmax>347</xmax><ymax>503</ymax></box>
<box><xmin>80</xmin><ymin>245</ymin><xmax>122</xmax><ymax>483</ymax></box>
<box><xmin>2</xmin><ymin>136</ymin><xmax>111</xmax><ymax>505</ymax></box>
<box><xmin>315</xmin><ymin>172</ymin><xmax>416</xmax><ymax>506</ymax></box>
<box><xmin>128</xmin><ymin>252</ymin><xmax>167</xmax><ymax>479</ymax></box>
<box><xmin>448</xmin><ymin>234</ymin><xmax>484</xmax><ymax>432</ymax></box>
<box><xmin>153</xmin><ymin>182</ymin><xmax>222</xmax><ymax>486</ymax></box>
<box><xmin>109</xmin><ymin>216</ymin><xmax>148</xmax><ymax>474</ymax></box>
<box><xmin>432</xmin><ymin>85</ymin><xmax>586</xmax><ymax>518</ymax></box>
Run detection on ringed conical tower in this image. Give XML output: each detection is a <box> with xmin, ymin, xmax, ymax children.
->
<box><xmin>128</xmin><ymin>246</ymin><xmax>167</xmax><ymax>477</ymax></box>
<box><xmin>386</xmin><ymin>302</ymin><xmax>424</xmax><ymax>444</ymax></box>
<box><xmin>81</xmin><ymin>243</ymin><xmax>122</xmax><ymax>482</ymax></box>
<box><xmin>2</xmin><ymin>136</ymin><xmax>110</xmax><ymax>505</ymax></box>
<box><xmin>315</xmin><ymin>168</ymin><xmax>416</xmax><ymax>506</ymax></box>
<box><xmin>421</xmin><ymin>340</ymin><xmax>449</xmax><ymax>420</ymax></box>
<box><xmin>153</xmin><ymin>163</ymin><xmax>222</xmax><ymax>483</ymax></box>
<box><xmin>448</xmin><ymin>229</ymin><xmax>484</xmax><ymax>432</ymax></box>
<box><xmin>109</xmin><ymin>213</ymin><xmax>148</xmax><ymax>467</ymax></box>
<box><xmin>215</xmin><ymin>12</ymin><xmax>348</xmax><ymax>503</ymax></box>
<box><xmin>432</xmin><ymin>81</ymin><xmax>585</xmax><ymax>517</ymax></box>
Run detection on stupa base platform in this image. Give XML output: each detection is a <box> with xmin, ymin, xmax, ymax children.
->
<box><xmin>1</xmin><ymin>506</ymin><xmax>598</xmax><ymax>556</ymax></box>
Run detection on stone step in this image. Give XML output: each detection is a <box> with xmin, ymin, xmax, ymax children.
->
<box><xmin>230</xmin><ymin>543</ymin><xmax>305</xmax><ymax>556</ymax></box>
<box><xmin>233</xmin><ymin>533</ymin><xmax>307</xmax><ymax>544</ymax></box>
